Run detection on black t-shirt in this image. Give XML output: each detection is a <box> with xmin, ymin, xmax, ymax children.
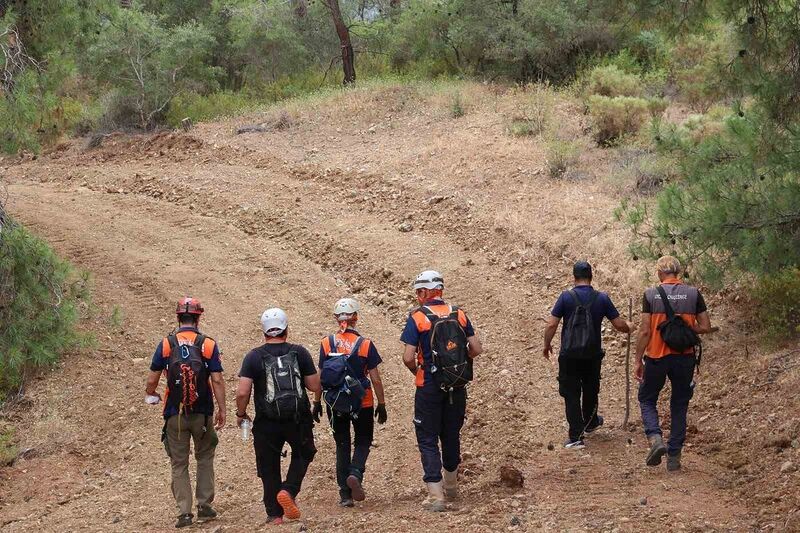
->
<box><xmin>239</xmin><ymin>342</ymin><xmax>317</xmax><ymax>422</ymax></box>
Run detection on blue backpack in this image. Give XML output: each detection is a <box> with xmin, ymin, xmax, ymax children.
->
<box><xmin>320</xmin><ymin>335</ymin><xmax>366</xmax><ymax>418</ymax></box>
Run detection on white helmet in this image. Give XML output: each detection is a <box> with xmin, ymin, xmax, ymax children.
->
<box><xmin>260</xmin><ymin>307</ymin><xmax>288</xmax><ymax>337</ymax></box>
<box><xmin>333</xmin><ymin>298</ymin><xmax>360</xmax><ymax>317</ymax></box>
<box><xmin>413</xmin><ymin>270</ymin><xmax>444</xmax><ymax>290</ymax></box>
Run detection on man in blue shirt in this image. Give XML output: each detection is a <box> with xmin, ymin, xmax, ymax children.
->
<box><xmin>543</xmin><ymin>262</ymin><xmax>633</xmax><ymax>449</ymax></box>
<box><xmin>145</xmin><ymin>297</ymin><xmax>226</xmax><ymax>528</ymax></box>
<box><xmin>401</xmin><ymin>270</ymin><xmax>482</xmax><ymax>511</ymax></box>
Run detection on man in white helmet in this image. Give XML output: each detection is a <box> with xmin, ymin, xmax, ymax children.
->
<box><xmin>400</xmin><ymin>270</ymin><xmax>483</xmax><ymax>511</ymax></box>
<box><xmin>313</xmin><ymin>297</ymin><xmax>386</xmax><ymax>507</ymax></box>
<box><xmin>235</xmin><ymin>308</ymin><xmax>321</xmax><ymax>525</ymax></box>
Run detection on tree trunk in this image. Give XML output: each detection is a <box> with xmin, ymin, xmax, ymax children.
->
<box><xmin>326</xmin><ymin>0</ymin><xmax>355</xmax><ymax>85</ymax></box>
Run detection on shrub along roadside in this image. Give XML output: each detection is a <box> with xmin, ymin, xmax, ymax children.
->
<box><xmin>0</xmin><ymin>214</ymin><xmax>91</xmax><ymax>402</ymax></box>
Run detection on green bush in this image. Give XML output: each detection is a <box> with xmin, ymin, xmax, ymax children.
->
<box><xmin>754</xmin><ymin>268</ymin><xmax>800</xmax><ymax>343</ymax></box>
<box><xmin>588</xmin><ymin>95</ymin><xmax>651</xmax><ymax>145</ymax></box>
<box><xmin>0</xmin><ymin>218</ymin><xmax>90</xmax><ymax>400</ymax></box>
<box><xmin>585</xmin><ymin>65</ymin><xmax>642</xmax><ymax>97</ymax></box>
<box><xmin>449</xmin><ymin>92</ymin><xmax>465</xmax><ymax>118</ymax></box>
<box><xmin>166</xmin><ymin>91</ymin><xmax>265</xmax><ymax>126</ymax></box>
<box><xmin>87</xmin><ymin>7</ymin><xmax>221</xmax><ymax>129</ymax></box>
<box><xmin>546</xmin><ymin>138</ymin><xmax>579</xmax><ymax>178</ymax></box>
<box><xmin>669</xmin><ymin>32</ymin><xmax>732</xmax><ymax>111</ymax></box>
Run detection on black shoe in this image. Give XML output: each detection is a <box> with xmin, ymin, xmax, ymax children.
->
<box><xmin>346</xmin><ymin>475</ymin><xmax>365</xmax><ymax>502</ymax></box>
<box><xmin>197</xmin><ymin>504</ymin><xmax>217</xmax><ymax>522</ymax></box>
<box><xmin>339</xmin><ymin>497</ymin><xmax>355</xmax><ymax>508</ymax></box>
<box><xmin>667</xmin><ymin>452</ymin><xmax>682</xmax><ymax>471</ymax></box>
<box><xmin>585</xmin><ymin>415</ymin><xmax>604</xmax><ymax>434</ymax></box>
<box><xmin>175</xmin><ymin>514</ymin><xmax>193</xmax><ymax>528</ymax></box>
<box><xmin>646</xmin><ymin>435</ymin><xmax>667</xmax><ymax>466</ymax></box>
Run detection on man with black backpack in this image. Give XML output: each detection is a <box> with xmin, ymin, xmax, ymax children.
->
<box><xmin>634</xmin><ymin>256</ymin><xmax>714</xmax><ymax>471</ymax></box>
<box><xmin>543</xmin><ymin>262</ymin><xmax>634</xmax><ymax>449</ymax></box>
<box><xmin>235</xmin><ymin>308</ymin><xmax>320</xmax><ymax>524</ymax></box>
<box><xmin>312</xmin><ymin>297</ymin><xmax>386</xmax><ymax>508</ymax></box>
<box><xmin>401</xmin><ymin>270</ymin><xmax>482</xmax><ymax>512</ymax></box>
<box><xmin>145</xmin><ymin>297</ymin><xmax>226</xmax><ymax>529</ymax></box>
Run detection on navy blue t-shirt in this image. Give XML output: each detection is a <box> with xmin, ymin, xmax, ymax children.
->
<box><xmin>551</xmin><ymin>285</ymin><xmax>620</xmax><ymax>356</ymax></box>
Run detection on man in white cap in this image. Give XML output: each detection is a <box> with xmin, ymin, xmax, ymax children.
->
<box><xmin>313</xmin><ymin>297</ymin><xmax>386</xmax><ymax>507</ymax></box>
<box><xmin>235</xmin><ymin>308</ymin><xmax>321</xmax><ymax>524</ymax></box>
<box><xmin>401</xmin><ymin>270</ymin><xmax>482</xmax><ymax>511</ymax></box>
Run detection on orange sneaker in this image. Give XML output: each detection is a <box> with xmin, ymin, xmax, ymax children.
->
<box><xmin>276</xmin><ymin>490</ymin><xmax>301</xmax><ymax>520</ymax></box>
<box><xmin>266</xmin><ymin>516</ymin><xmax>283</xmax><ymax>526</ymax></box>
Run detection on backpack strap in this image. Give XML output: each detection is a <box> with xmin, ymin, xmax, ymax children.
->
<box><xmin>568</xmin><ymin>289</ymin><xmax>598</xmax><ymax>308</ymax></box>
<box><xmin>327</xmin><ymin>334</ymin><xmax>337</xmax><ymax>355</ymax></box>
<box><xmin>448</xmin><ymin>305</ymin><xmax>459</xmax><ymax>319</ymax></box>
<box><xmin>420</xmin><ymin>305</ymin><xmax>439</xmax><ymax>324</ymax></box>
<box><xmin>656</xmin><ymin>285</ymin><xmax>676</xmax><ymax>320</ymax></box>
<box><xmin>193</xmin><ymin>333</ymin><xmax>206</xmax><ymax>353</ymax></box>
<box><xmin>348</xmin><ymin>336</ymin><xmax>365</xmax><ymax>358</ymax></box>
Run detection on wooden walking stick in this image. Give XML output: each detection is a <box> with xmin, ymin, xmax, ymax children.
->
<box><xmin>623</xmin><ymin>296</ymin><xmax>632</xmax><ymax>429</ymax></box>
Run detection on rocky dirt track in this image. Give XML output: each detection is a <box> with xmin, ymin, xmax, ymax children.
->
<box><xmin>1</xmin><ymin>83</ymin><xmax>798</xmax><ymax>532</ymax></box>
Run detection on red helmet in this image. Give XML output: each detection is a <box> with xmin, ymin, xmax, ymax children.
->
<box><xmin>176</xmin><ymin>297</ymin><xmax>204</xmax><ymax>315</ymax></box>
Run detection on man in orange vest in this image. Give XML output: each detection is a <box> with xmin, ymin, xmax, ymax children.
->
<box><xmin>145</xmin><ymin>297</ymin><xmax>226</xmax><ymax>528</ymax></box>
<box><xmin>634</xmin><ymin>257</ymin><xmax>715</xmax><ymax>471</ymax></box>
<box><xmin>313</xmin><ymin>298</ymin><xmax>387</xmax><ymax>507</ymax></box>
<box><xmin>401</xmin><ymin>270</ymin><xmax>482</xmax><ymax>511</ymax></box>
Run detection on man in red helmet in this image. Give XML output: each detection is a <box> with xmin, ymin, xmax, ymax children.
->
<box><xmin>145</xmin><ymin>297</ymin><xmax>226</xmax><ymax>529</ymax></box>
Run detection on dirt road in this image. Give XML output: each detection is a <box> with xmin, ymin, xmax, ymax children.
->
<box><xmin>0</xmin><ymin>83</ymin><xmax>787</xmax><ymax>532</ymax></box>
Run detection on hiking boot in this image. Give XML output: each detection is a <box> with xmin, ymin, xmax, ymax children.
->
<box><xmin>346</xmin><ymin>474</ymin><xmax>366</xmax><ymax>502</ymax></box>
<box><xmin>266</xmin><ymin>515</ymin><xmax>284</xmax><ymax>525</ymax></box>
<box><xmin>564</xmin><ymin>438</ymin><xmax>586</xmax><ymax>449</ymax></box>
<box><xmin>443</xmin><ymin>468</ymin><xmax>458</xmax><ymax>501</ymax></box>
<box><xmin>175</xmin><ymin>514</ymin><xmax>193</xmax><ymax>528</ymax></box>
<box><xmin>585</xmin><ymin>415</ymin><xmax>604</xmax><ymax>434</ymax></box>
<box><xmin>424</xmin><ymin>481</ymin><xmax>446</xmax><ymax>512</ymax></box>
<box><xmin>338</xmin><ymin>497</ymin><xmax>355</xmax><ymax>508</ymax></box>
<box><xmin>646</xmin><ymin>435</ymin><xmax>667</xmax><ymax>466</ymax></box>
<box><xmin>197</xmin><ymin>504</ymin><xmax>217</xmax><ymax>522</ymax></box>
<box><xmin>276</xmin><ymin>489</ymin><xmax>301</xmax><ymax>520</ymax></box>
<box><xmin>667</xmin><ymin>452</ymin><xmax>682</xmax><ymax>472</ymax></box>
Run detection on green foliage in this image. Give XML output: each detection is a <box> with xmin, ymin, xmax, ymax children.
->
<box><xmin>585</xmin><ymin>65</ymin><xmax>642</xmax><ymax>97</ymax></box>
<box><xmin>0</xmin><ymin>218</ymin><xmax>91</xmax><ymax>401</ymax></box>
<box><xmin>86</xmin><ymin>6</ymin><xmax>221</xmax><ymax>129</ymax></box>
<box><xmin>754</xmin><ymin>268</ymin><xmax>800</xmax><ymax>343</ymax></box>
<box><xmin>588</xmin><ymin>95</ymin><xmax>651</xmax><ymax>145</ymax></box>
<box><xmin>619</xmin><ymin>106</ymin><xmax>800</xmax><ymax>287</ymax></box>
<box><xmin>669</xmin><ymin>31</ymin><xmax>733</xmax><ymax>111</ymax></box>
<box><xmin>546</xmin><ymin>138</ymin><xmax>579</xmax><ymax>178</ymax></box>
<box><xmin>0</xmin><ymin>426</ymin><xmax>16</xmax><ymax>466</ymax></box>
<box><xmin>449</xmin><ymin>91</ymin><xmax>465</xmax><ymax>118</ymax></box>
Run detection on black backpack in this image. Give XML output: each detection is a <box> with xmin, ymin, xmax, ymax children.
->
<box><xmin>561</xmin><ymin>290</ymin><xmax>600</xmax><ymax>359</ymax></box>
<box><xmin>422</xmin><ymin>306</ymin><xmax>472</xmax><ymax>391</ymax></box>
<box><xmin>656</xmin><ymin>286</ymin><xmax>702</xmax><ymax>357</ymax></box>
<box><xmin>320</xmin><ymin>335</ymin><xmax>367</xmax><ymax>418</ymax></box>
<box><xmin>165</xmin><ymin>333</ymin><xmax>210</xmax><ymax>415</ymax></box>
<box><xmin>258</xmin><ymin>351</ymin><xmax>308</xmax><ymax>421</ymax></box>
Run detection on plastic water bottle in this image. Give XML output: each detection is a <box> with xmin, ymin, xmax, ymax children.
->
<box><xmin>241</xmin><ymin>419</ymin><xmax>251</xmax><ymax>442</ymax></box>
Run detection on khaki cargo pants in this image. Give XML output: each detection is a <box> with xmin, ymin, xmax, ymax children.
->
<box><xmin>165</xmin><ymin>413</ymin><xmax>217</xmax><ymax>515</ymax></box>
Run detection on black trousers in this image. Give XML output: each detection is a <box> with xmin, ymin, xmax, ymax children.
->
<box><xmin>558</xmin><ymin>356</ymin><xmax>602</xmax><ymax>441</ymax></box>
<box><xmin>253</xmin><ymin>418</ymin><xmax>316</xmax><ymax>518</ymax></box>
<box><xmin>329</xmin><ymin>406</ymin><xmax>374</xmax><ymax>498</ymax></box>
<box><xmin>414</xmin><ymin>386</ymin><xmax>467</xmax><ymax>483</ymax></box>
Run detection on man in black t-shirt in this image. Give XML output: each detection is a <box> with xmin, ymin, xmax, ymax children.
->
<box><xmin>236</xmin><ymin>308</ymin><xmax>321</xmax><ymax>525</ymax></box>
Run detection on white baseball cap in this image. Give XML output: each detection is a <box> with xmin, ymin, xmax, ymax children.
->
<box><xmin>260</xmin><ymin>308</ymin><xmax>288</xmax><ymax>336</ymax></box>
